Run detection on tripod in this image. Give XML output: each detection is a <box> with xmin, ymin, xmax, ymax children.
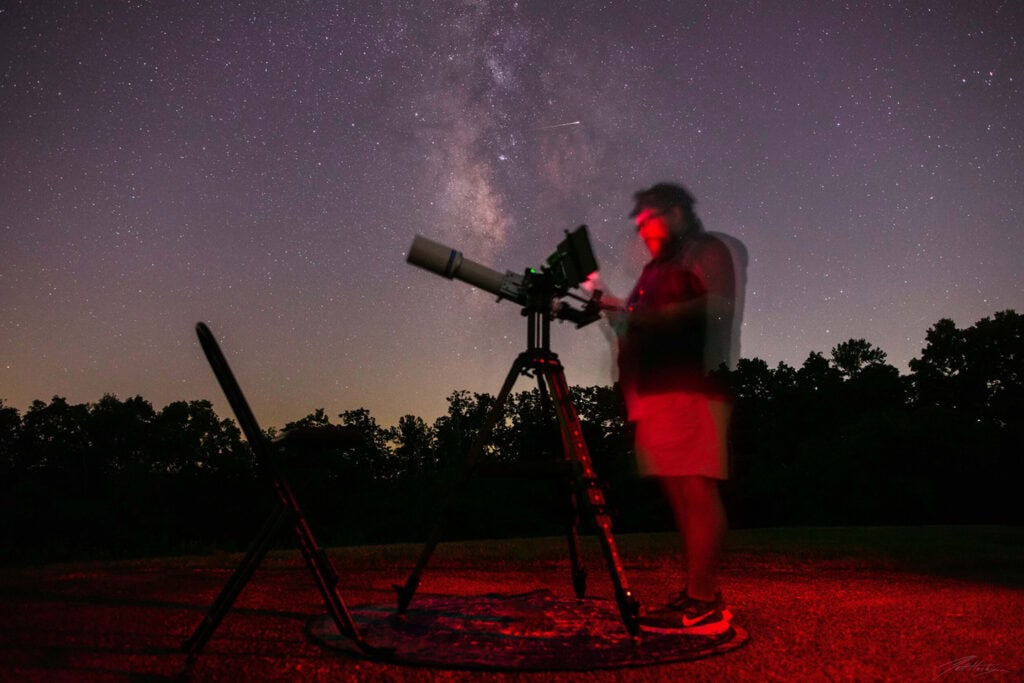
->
<box><xmin>394</xmin><ymin>308</ymin><xmax>641</xmax><ymax>636</ymax></box>
<box><xmin>182</xmin><ymin>322</ymin><xmax>391</xmax><ymax>660</ymax></box>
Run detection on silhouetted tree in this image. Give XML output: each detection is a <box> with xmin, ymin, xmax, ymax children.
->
<box><xmin>727</xmin><ymin>360</ymin><xmax>797</xmax><ymax>469</ymax></box>
<box><xmin>87</xmin><ymin>394</ymin><xmax>156</xmax><ymax>475</ymax></box>
<box><xmin>19</xmin><ymin>396</ymin><xmax>91</xmax><ymax>477</ymax></box>
<box><xmin>0</xmin><ymin>399</ymin><xmax>21</xmax><ymax>478</ymax></box>
<box><xmin>570</xmin><ymin>384</ymin><xmax>631</xmax><ymax>482</ymax></box>
<box><xmin>432</xmin><ymin>390</ymin><xmax>501</xmax><ymax>476</ymax></box>
<box><xmin>969</xmin><ymin>311</ymin><xmax>1024</xmax><ymax>430</ymax></box>
<box><xmin>728</xmin><ymin>357</ymin><xmax>774</xmax><ymax>402</ymax></box>
<box><xmin>337</xmin><ymin>407</ymin><xmax>398</xmax><ymax>479</ymax></box>
<box><xmin>493</xmin><ymin>389</ymin><xmax>557</xmax><ymax>466</ymax></box>
<box><xmin>912</xmin><ymin>310</ymin><xmax>1023</xmax><ymax>429</ymax></box>
<box><xmin>282</xmin><ymin>407</ymin><xmax>332</xmax><ymax>430</ymax></box>
<box><xmin>909</xmin><ymin>318</ymin><xmax>965</xmax><ymax>411</ymax></box>
<box><xmin>393</xmin><ymin>414</ymin><xmax>436</xmax><ymax>476</ymax></box>
<box><xmin>831</xmin><ymin>339</ymin><xmax>888</xmax><ymax>380</ymax></box>
<box><xmin>150</xmin><ymin>400</ymin><xmax>249</xmax><ymax>475</ymax></box>
<box><xmin>796</xmin><ymin>351</ymin><xmax>843</xmax><ymax>395</ymax></box>
<box><xmin>2</xmin><ymin>309</ymin><xmax>1020</xmax><ymax>563</ymax></box>
<box><xmin>907</xmin><ymin>310</ymin><xmax>1023</xmax><ymax>523</ymax></box>
<box><xmin>571</xmin><ymin>385</ymin><xmax>627</xmax><ymax>443</ymax></box>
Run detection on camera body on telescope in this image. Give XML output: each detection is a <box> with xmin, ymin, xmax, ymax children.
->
<box><xmin>407</xmin><ymin>225</ymin><xmax>603</xmax><ymax>327</ymax></box>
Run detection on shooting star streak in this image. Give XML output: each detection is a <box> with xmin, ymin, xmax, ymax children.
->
<box><xmin>529</xmin><ymin>120</ymin><xmax>581</xmax><ymax>131</ymax></box>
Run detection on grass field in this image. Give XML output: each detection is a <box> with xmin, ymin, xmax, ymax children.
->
<box><xmin>1</xmin><ymin>526</ymin><xmax>1021</xmax><ymax>681</ymax></box>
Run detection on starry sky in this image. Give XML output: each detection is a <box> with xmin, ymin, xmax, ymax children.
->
<box><xmin>2</xmin><ymin>1</ymin><xmax>1021</xmax><ymax>430</ymax></box>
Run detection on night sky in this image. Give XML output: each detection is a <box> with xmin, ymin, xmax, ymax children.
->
<box><xmin>2</xmin><ymin>1</ymin><xmax>1021</xmax><ymax>430</ymax></box>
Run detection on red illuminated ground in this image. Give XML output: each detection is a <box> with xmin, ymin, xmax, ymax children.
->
<box><xmin>1</xmin><ymin>527</ymin><xmax>1021</xmax><ymax>681</ymax></box>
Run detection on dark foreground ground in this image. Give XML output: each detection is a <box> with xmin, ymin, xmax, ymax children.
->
<box><xmin>1</xmin><ymin>526</ymin><xmax>1021</xmax><ymax>682</ymax></box>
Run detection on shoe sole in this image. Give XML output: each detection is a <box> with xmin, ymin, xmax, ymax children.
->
<box><xmin>639</xmin><ymin>607</ymin><xmax>733</xmax><ymax>636</ymax></box>
<box><xmin>643</xmin><ymin>608</ymin><xmax>733</xmax><ymax>622</ymax></box>
<box><xmin>641</xmin><ymin>619</ymin><xmax>732</xmax><ymax>636</ymax></box>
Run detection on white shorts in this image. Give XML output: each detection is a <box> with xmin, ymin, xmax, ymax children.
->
<box><xmin>632</xmin><ymin>392</ymin><xmax>731</xmax><ymax>479</ymax></box>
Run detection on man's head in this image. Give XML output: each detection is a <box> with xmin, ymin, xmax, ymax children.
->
<box><xmin>629</xmin><ymin>183</ymin><xmax>701</xmax><ymax>258</ymax></box>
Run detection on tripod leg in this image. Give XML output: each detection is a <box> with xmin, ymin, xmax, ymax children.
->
<box><xmin>536</xmin><ymin>373</ymin><xmax>587</xmax><ymax>599</ymax></box>
<box><xmin>395</xmin><ymin>353</ymin><xmax>528</xmax><ymax>613</ymax></box>
<box><xmin>182</xmin><ymin>500</ymin><xmax>290</xmax><ymax>656</ymax></box>
<box><xmin>565</xmin><ymin>492</ymin><xmax>587</xmax><ymax>599</ymax></box>
<box><xmin>542</xmin><ymin>382</ymin><xmax>588</xmax><ymax>600</ymax></box>
<box><xmin>191</xmin><ymin>324</ymin><xmax>387</xmax><ymax>656</ymax></box>
<box><xmin>542</xmin><ymin>362</ymin><xmax>641</xmax><ymax>636</ymax></box>
<box><xmin>276</xmin><ymin>479</ymin><xmax>392</xmax><ymax>658</ymax></box>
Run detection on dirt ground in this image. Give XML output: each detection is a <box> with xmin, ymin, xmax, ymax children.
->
<box><xmin>0</xmin><ymin>532</ymin><xmax>1021</xmax><ymax>682</ymax></box>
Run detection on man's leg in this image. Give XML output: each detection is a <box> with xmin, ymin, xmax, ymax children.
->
<box><xmin>661</xmin><ymin>474</ymin><xmax>726</xmax><ymax>601</ymax></box>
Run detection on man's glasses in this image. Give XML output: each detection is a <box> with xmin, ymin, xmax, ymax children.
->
<box><xmin>635</xmin><ymin>210</ymin><xmax>665</xmax><ymax>232</ymax></box>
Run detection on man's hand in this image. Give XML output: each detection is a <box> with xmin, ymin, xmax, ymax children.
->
<box><xmin>581</xmin><ymin>271</ymin><xmax>631</xmax><ymax>336</ymax></box>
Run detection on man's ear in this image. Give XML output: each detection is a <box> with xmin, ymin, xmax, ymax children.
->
<box><xmin>669</xmin><ymin>206</ymin><xmax>686</xmax><ymax>234</ymax></box>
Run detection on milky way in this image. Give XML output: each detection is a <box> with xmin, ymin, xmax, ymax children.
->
<box><xmin>2</xmin><ymin>1</ymin><xmax>1021</xmax><ymax>429</ymax></box>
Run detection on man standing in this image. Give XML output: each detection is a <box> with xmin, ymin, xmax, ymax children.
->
<box><xmin>602</xmin><ymin>182</ymin><xmax>746</xmax><ymax>635</ymax></box>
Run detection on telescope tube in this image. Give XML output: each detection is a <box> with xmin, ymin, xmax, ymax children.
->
<box><xmin>407</xmin><ymin>235</ymin><xmax>512</xmax><ymax>298</ymax></box>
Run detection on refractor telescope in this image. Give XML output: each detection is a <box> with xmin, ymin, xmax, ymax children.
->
<box><xmin>406</xmin><ymin>225</ymin><xmax>603</xmax><ymax>327</ymax></box>
<box><xmin>400</xmin><ymin>225</ymin><xmax>642</xmax><ymax>635</ymax></box>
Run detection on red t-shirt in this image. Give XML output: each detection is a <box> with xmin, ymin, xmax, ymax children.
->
<box><xmin>618</xmin><ymin>231</ymin><xmax>739</xmax><ymax>399</ymax></box>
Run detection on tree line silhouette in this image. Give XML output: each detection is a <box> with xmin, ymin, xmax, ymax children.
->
<box><xmin>1</xmin><ymin>310</ymin><xmax>1020</xmax><ymax>564</ymax></box>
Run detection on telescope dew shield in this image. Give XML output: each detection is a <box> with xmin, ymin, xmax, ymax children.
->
<box><xmin>407</xmin><ymin>235</ymin><xmax>508</xmax><ymax>298</ymax></box>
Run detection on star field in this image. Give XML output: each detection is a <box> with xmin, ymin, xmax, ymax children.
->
<box><xmin>2</xmin><ymin>1</ymin><xmax>1021</xmax><ymax>429</ymax></box>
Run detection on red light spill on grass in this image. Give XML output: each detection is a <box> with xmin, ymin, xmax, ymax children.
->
<box><xmin>2</xmin><ymin>529</ymin><xmax>1022</xmax><ymax>680</ymax></box>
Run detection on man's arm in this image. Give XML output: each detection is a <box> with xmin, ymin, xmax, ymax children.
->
<box><xmin>626</xmin><ymin>237</ymin><xmax>735</xmax><ymax>332</ymax></box>
<box><xmin>626</xmin><ymin>295</ymin><xmax>707</xmax><ymax>331</ymax></box>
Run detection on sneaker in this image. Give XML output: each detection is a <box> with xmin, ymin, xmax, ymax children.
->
<box><xmin>641</xmin><ymin>591</ymin><xmax>732</xmax><ymax>635</ymax></box>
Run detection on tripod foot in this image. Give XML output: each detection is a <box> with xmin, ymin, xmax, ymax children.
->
<box><xmin>394</xmin><ymin>579</ymin><xmax>419</xmax><ymax>613</ymax></box>
<box><xmin>619</xmin><ymin>593</ymin><xmax>642</xmax><ymax>637</ymax></box>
